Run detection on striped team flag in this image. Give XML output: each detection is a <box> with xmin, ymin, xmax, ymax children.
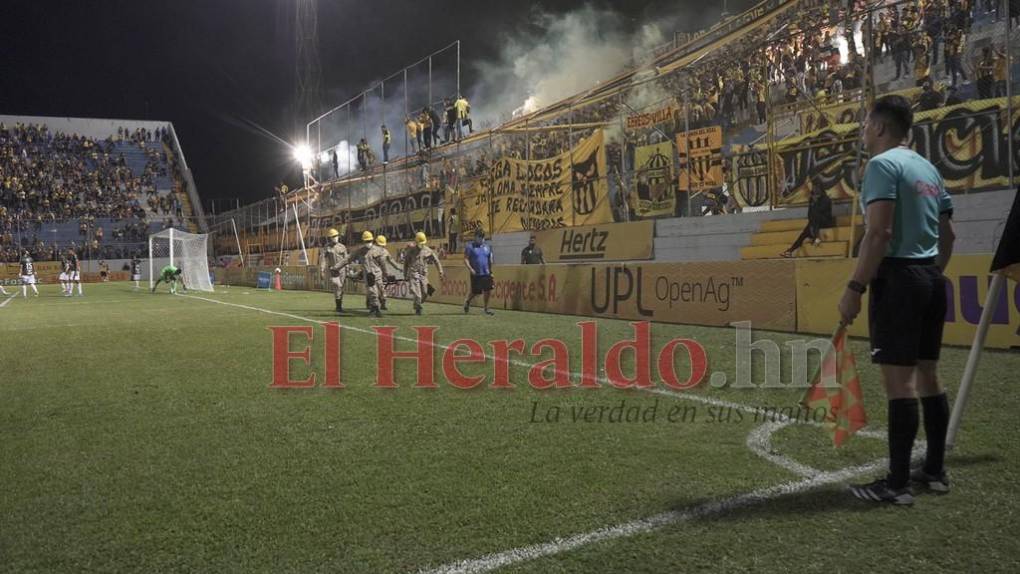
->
<box><xmin>802</xmin><ymin>326</ymin><xmax>867</xmax><ymax>447</ymax></box>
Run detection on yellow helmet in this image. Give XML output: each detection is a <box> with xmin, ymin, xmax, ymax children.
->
<box><xmin>415</xmin><ymin>231</ymin><xmax>427</xmax><ymax>245</ymax></box>
<box><xmin>361</xmin><ymin>230</ymin><xmax>374</xmax><ymax>242</ymax></box>
<box><xmin>326</xmin><ymin>228</ymin><xmax>340</xmax><ymax>238</ymax></box>
<box><xmin>375</xmin><ymin>235</ymin><xmax>388</xmax><ymax>247</ymax></box>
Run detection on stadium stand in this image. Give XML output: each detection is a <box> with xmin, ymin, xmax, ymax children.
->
<box><xmin>208</xmin><ymin>0</ymin><xmax>1018</xmax><ymax>270</ymax></box>
<box><xmin>0</xmin><ymin>117</ymin><xmax>203</xmax><ymax>265</ymax></box>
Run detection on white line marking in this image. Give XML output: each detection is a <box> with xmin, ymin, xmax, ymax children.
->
<box><xmin>181</xmin><ymin>293</ymin><xmax>882</xmax><ymax>433</ymax></box>
<box><xmin>0</xmin><ymin>293</ymin><xmax>15</xmax><ymax>308</ymax></box>
<box><xmin>181</xmin><ymin>293</ymin><xmax>909</xmax><ymax>573</ymax></box>
<box><xmin>746</xmin><ymin>421</ymin><xmax>822</xmax><ymax>478</ymax></box>
<box><xmin>181</xmin><ymin>292</ymin><xmax>900</xmax><ymax>447</ymax></box>
<box><xmin>418</xmin><ymin>458</ymin><xmax>892</xmax><ymax>574</ymax></box>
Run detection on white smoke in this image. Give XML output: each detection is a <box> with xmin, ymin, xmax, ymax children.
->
<box><xmin>471</xmin><ymin>6</ymin><xmax>634</xmax><ymax>124</ymax></box>
<box><xmin>319</xmin><ymin>140</ymin><xmax>360</xmax><ymax>177</ymax></box>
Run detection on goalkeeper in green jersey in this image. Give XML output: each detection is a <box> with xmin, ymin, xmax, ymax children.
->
<box><xmin>151</xmin><ymin>265</ymin><xmax>187</xmax><ymax>294</ymax></box>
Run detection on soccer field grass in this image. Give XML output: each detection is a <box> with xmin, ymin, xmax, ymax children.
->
<box><xmin>2</xmin><ymin>282</ymin><xmax>1018</xmax><ymax>573</ymax></box>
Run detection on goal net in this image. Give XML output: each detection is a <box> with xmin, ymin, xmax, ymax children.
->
<box><xmin>148</xmin><ymin>228</ymin><xmax>214</xmax><ymax>292</ymax></box>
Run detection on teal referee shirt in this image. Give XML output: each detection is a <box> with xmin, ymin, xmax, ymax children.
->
<box><xmin>860</xmin><ymin>147</ymin><xmax>954</xmax><ymax>259</ymax></box>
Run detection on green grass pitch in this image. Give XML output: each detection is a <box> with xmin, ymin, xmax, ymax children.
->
<box><xmin>1</xmin><ymin>282</ymin><xmax>1018</xmax><ymax>573</ymax></box>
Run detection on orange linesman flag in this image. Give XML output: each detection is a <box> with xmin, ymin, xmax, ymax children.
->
<box><xmin>802</xmin><ymin>326</ymin><xmax>867</xmax><ymax>447</ymax></box>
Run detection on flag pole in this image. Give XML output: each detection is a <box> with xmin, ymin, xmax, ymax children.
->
<box><xmin>946</xmin><ymin>272</ymin><xmax>1006</xmax><ymax>449</ymax></box>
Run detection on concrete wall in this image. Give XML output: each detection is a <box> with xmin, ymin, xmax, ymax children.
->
<box><xmin>487</xmin><ymin>189</ymin><xmax>1013</xmax><ymax>264</ymax></box>
<box><xmin>951</xmin><ymin>190</ymin><xmax>1015</xmax><ymax>254</ymax></box>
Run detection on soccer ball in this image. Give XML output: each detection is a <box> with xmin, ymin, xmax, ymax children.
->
<box><xmin>274</xmin><ymin>267</ymin><xmax>282</xmax><ymax>274</ymax></box>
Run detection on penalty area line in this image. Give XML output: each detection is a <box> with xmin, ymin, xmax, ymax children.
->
<box><xmin>0</xmin><ymin>293</ymin><xmax>16</xmax><ymax>308</ymax></box>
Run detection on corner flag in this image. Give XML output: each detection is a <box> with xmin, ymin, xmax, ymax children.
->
<box><xmin>948</xmin><ymin>188</ymin><xmax>1019</xmax><ymax>448</ymax></box>
<box><xmin>802</xmin><ymin>326</ymin><xmax>867</xmax><ymax>447</ymax></box>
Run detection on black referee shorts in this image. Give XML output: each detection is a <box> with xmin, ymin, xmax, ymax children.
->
<box><xmin>470</xmin><ymin>274</ymin><xmax>493</xmax><ymax>295</ymax></box>
<box><xmin>868</xmin><ymin>257</ymin><xmax>947</xmax><ymax>366</ymax></box>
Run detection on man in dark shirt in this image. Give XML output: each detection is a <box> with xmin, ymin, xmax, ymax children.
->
<box><xmin>464</xmin><ymin>228</ymin><xmax>494</xmax><ymax>316</ymax></box>
<box><xmin>916</xmin><ymin>81</ymin><xmax>943</xmax><ymax>111</ymax></box>
<box><xmin>521</xmin><ymin>235</ymin><xmax>545</xmax><ymax>264</ymax></box>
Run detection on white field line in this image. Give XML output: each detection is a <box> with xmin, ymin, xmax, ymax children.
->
<box><xmin>180</xmin><ymin>293</ymin><xmax>875</xmax><ymax>429</ymax></box>
<box><xmin>181</xmin><ymin>293</ymin><xmax>911</xmax><ymax>572</ymax></box>
<box><xmin>181</xmin><ymin>292</ymin><xmax>902</xmax><ymax>448</ymax></box>
<box><xmin>0</xmin><ymin>293</ymin><xmax>15</xmax><ymax>308</ymax></box>
<box><xmin>746</xmin><ymin>421</ymin><xmax>822</xmax><ymax>478</ymax></box>
<box><xmin>418</xmin><ymin>458</ymin><xmax>896</xmax><ymax>574</ymax></box>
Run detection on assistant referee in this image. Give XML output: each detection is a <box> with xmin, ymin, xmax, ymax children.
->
<box><xmin>838</xmin><ymin>95</ymin><xmax>956</xmax><ymax>506</ymax></box>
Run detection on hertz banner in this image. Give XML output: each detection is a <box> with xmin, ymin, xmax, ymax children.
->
<box><xmin>777</xmin><ymin>96</ymin><xmax>1020</xmax><ymax>205</ymax></box>
<box><xmin>630</xmin><ymin>142</ymin><xmax>677</xmax><ymax>218</ymax></box>
<box><xmin>677</xmin><ymin>126</ymin><xmax>723</xmax><ymax>194</ymax></box>
<box><xmin>462</xmin><ymin>130</ymin><xmax>614</xmax><ymax>234</ymax></box>
<box><xmin>534</xmin><ymin>221</ymin><xmax>655</xmax><ymax>262</ymax></box>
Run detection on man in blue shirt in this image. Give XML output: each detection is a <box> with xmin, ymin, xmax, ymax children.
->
<box><xmin>464</xmin><ymin>228</ymin><xmax>495</xmax><ymax>316</ymax></box>
<box><xmin>839</xmin><ymin>95</ymin><xmax>956</xmax><ymax>506</ymax></box>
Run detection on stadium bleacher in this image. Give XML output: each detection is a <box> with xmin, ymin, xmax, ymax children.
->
<box><xmin>0</xmin><ymin>120</ymin><xmax>197</xmax><ymax>263</ymax></box>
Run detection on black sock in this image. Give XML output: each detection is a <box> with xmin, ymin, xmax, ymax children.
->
<box><xmin>887</xmin><ymin>398</ymin><xmax>919</xmax><ymax>489</ymax></box>
<box><xmin>921</xmin><ymin>393</ymin><xmax>950</xmax><ymax>475</ymax></box>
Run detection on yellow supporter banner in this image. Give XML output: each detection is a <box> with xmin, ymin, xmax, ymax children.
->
<box><xmin>677</xmin><ymin>126</ymin><xmax>723</xmax><ymax>193</ymax></box>
<box><xmin>795</xmin><ymin>255</ymin><xmax>1020</xmax><ymax>350</ymax></box>
<box><xmin>777</xmin><ymin>96</ymin><xmax>1020</xmax><ymax>205</ymax></box>
<box><xmin>460</xmin><ymin>184</ymin><xmax>489</xmax><ymax>236</ymax></box>
<box><xmin>534</xmin><ymin>221</ymin><xmax>654</xmax><ymax>262</ymax></box>
<box><xmin>430</xmin><ymin>260</ymin><xmax>797</xmax><ymax>331</ymax></box>
<box><xmin>797</xmin><ymin>87</ymin><xmax>922</xmax><ymax>134</ymax></box>
<box><xmin>467</xmin><ymin>129</ymin><xmax>614</xmax><ymax>234</ymax></box>
<box><xmin>630</xmin><ymin>142</ymin><xmax>676</xmax><ymax>218</ymax></box>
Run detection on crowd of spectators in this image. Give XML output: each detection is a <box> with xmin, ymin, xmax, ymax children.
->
<box><xmin>285</xmin><ymin>0</ymin><xmax>1006</xmax><ymax>242</ymax></box>
<box><xmin>0</xmin><ymin>122</ymin><xmax>184</xmax><ymax>262</ymax></box>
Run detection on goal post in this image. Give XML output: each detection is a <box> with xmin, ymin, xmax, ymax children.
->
<box><xmin>148</xmin><ymin>227</ymin><xmax>214</xmax><ymax>292</ymax></box>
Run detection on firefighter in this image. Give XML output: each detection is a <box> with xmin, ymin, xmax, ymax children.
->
<box><xmin>403</xmin><ymin>232</ymin><xmax>445</xmax><ymax>315</ymax></box>
<box><xmin>334</xmin><ymin>231</ymin><xmax>401</xmax><ymax>317</ymax></box>
<box><xmin>319</xmin><ymin>227</ymin><xmax>348</xmax><ymax>314</ymax></box>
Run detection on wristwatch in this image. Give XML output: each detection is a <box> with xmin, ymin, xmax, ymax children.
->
<box><xmin>847</xmin><ymin>280</ymin><xmax>867</xmax><ymax>294</ymax></box>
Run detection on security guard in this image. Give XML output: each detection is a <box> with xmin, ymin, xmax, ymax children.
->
<box><xmin>319</xmin><ymin>227</ymin><xmax>348</xmax><ymax>314</ymax></box>
<box><xmin>403</xmin><ymin>232</ymin><xmax>445</xmax><ymax>315</ymax></box>
<box><xmin>839</xmin><ymin>95</ymin><xmax>956</xmax><ymax>506</ymax></box>
<box><xmin>334</xmin><ymin>231</ymin><xmax>401</xmax><ymax>317</ymax></box>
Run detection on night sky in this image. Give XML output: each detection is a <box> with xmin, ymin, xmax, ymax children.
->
<box><xmin>2</xmin><ymin>0</ymin><xmax>752</xmax><ymax>209</ymax></box>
